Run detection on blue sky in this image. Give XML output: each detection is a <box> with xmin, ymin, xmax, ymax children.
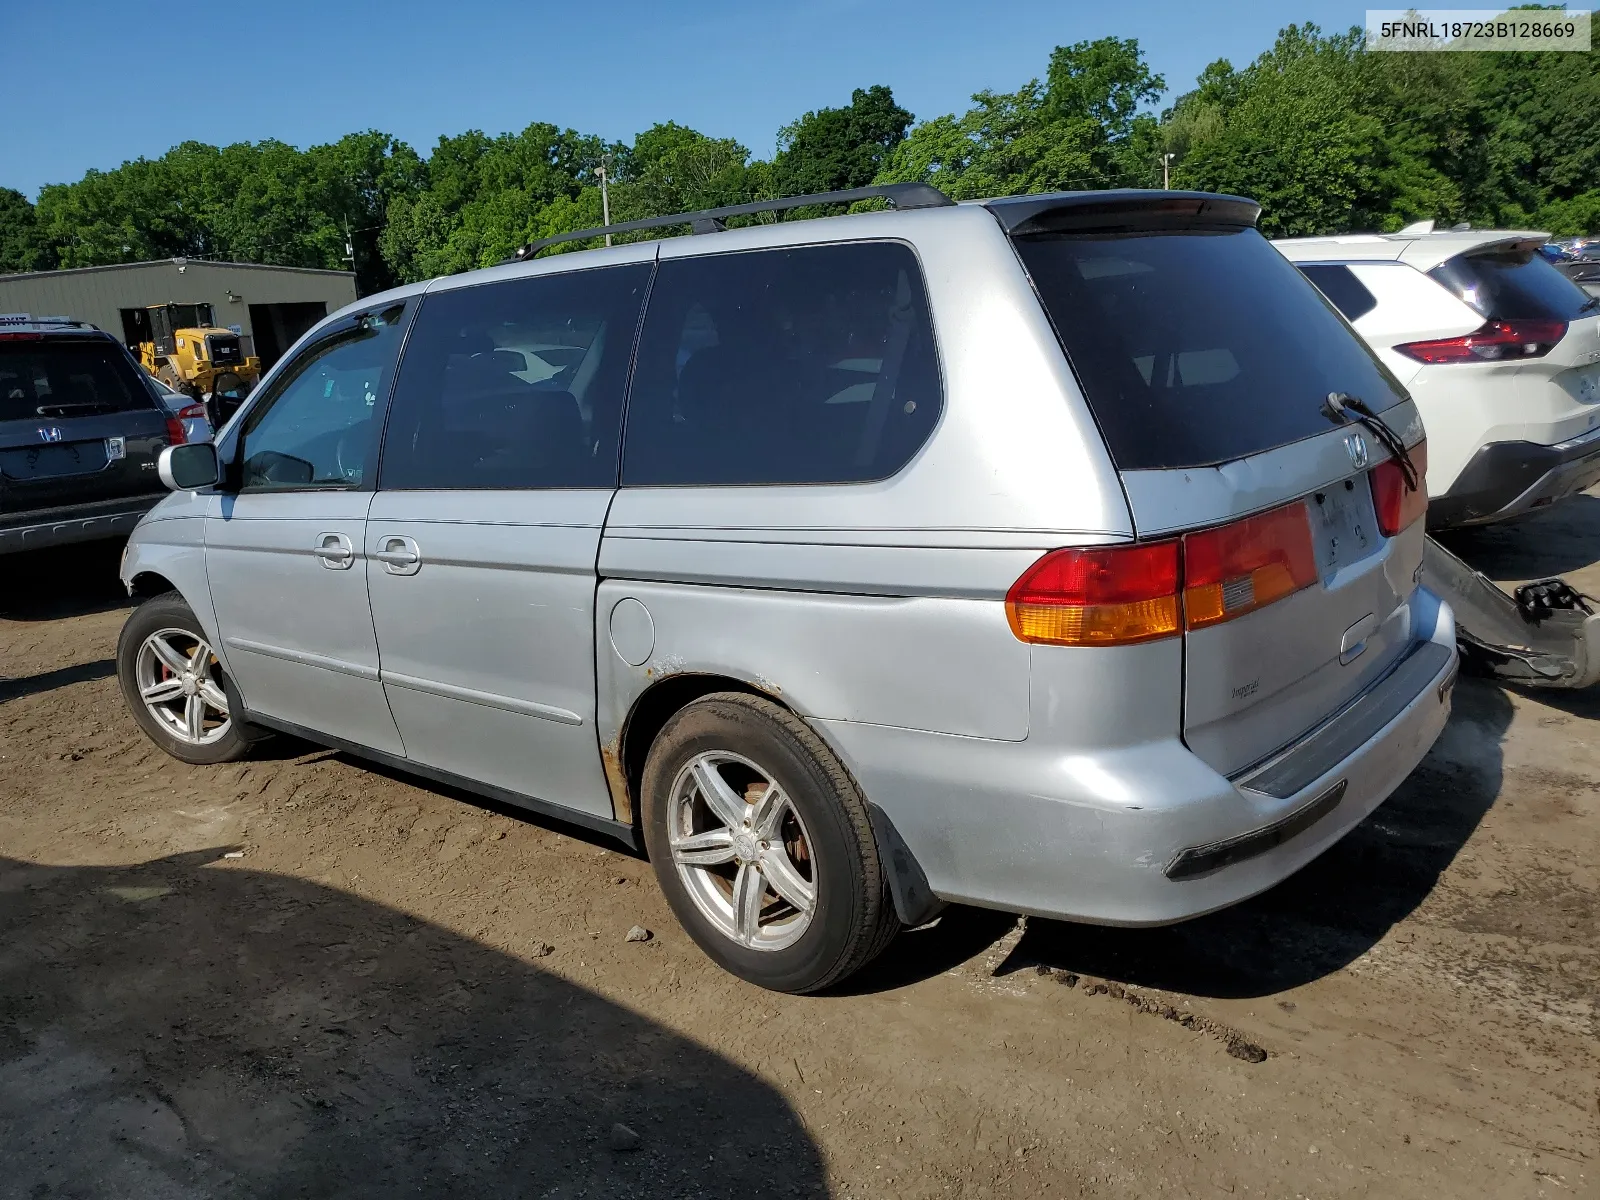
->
<box><xmin>3</xmin><ymin>0</ymin><xmax>1369</xmax><ymax>198</ymax></box>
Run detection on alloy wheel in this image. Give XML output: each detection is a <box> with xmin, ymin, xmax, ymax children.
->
<box><xmin>135</xmin><ymin>627</ymin><xmax>232</xmax><ymax>746</ymax></box>
<box><xmin>668</xmin><ymin>751</ymin><xmax>817</xmax><ymax>952</ymax></box>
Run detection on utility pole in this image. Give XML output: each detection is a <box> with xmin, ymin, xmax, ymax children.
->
<box><xmin>1160</xmin><ymin>153</ymin><xmax>1175</xmax><ymax>190</ymax></box>
<box><xmin>343</xmin><ymin>215</ymin><xmax>356</xmax><ymax>267</ymax></box>
<box><xmin>598</xmin><ymin>153</ymin><xmax>613</xmax><ymax>247</ymax></box>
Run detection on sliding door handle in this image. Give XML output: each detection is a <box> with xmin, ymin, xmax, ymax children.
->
<box><xmin>374</xmin><ymin>535</ymin><xmax>422</xmax><ymax>576</ymax></box>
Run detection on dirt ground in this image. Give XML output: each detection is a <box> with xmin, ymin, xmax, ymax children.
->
<box><xmin>2</xmin><ymin>503</ymin><xmax>1598</xmax><ymax>1199</ymax></box>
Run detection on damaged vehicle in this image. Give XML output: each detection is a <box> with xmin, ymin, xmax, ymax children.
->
<box><xmin>116</xmin><ymin>186</ymin><xmax>1457</xmax><ymax>992</ymax></box>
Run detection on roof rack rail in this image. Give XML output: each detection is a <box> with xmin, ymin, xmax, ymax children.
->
<box><xmin>0</xmin><ymin>313</ymin><xmax>96</xmax><ymax>330</ymax></box>
<box><xmin>506</xmin><ymin>182</ymin><xmax>953</xmax><ymax>263</ymax></box>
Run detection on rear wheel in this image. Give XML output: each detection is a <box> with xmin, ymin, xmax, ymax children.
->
<box><xmin>116</xmin><ymin>592</ymin><xmax>267</xmax><ymax>764</ymax></box>
<box><xmin>641</xmin><ymin>692</ymin><xmax>899</xmax><ymax>993</ymax></box>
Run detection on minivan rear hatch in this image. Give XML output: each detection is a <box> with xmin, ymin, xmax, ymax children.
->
<box><xmin>0</xmin><ymin>333</ymin><xmax>169</xmax><ymax>518</ymax></box>
<box><xmin>999</xmin><ymin>191</ymin><xmax>1427</xmax><ymax>779</ymax></box>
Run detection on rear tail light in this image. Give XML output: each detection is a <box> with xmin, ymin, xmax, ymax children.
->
<box><xmin>1370</xmin><ymin>440</ymin><xmax>1429</xmax><ymax>536</ymax></box>
<box><xmin>1183</xmin><ymin>502</ymin><xmax>1318</xmax><ymax>629</ymax></box>
<box><xmin>1395</xmin><ymin>319</ymin><xmax>1566</xmax><ymax>363</ymax></box>
<box><xmin>178</xmin><ymin>402</ymin><xmax>207</xmax><ymax>422</ymax></box>
<box><xmin>165</xmin><ymin>416</ymin><xmax>187</xmax><ymax>445</ymax></box>
<box><xmin>1006</xmin><ymin>499</ymin><xmax>1319</xmax><ymax>647</ymax></box>
<box><xmin>1005</xmin><ymin>542</ymin><xmax>1181</xmax><ymax>647</ymax></box>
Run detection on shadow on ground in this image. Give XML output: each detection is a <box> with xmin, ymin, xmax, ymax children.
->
<box><xmin>1</xmin><ymin>540</ymin><xmax>132</xmax><ymax>622</ymax></box>
<box><xmin>859</xmin><ymin>678</ymin><xmax>1514</xmax><ymax>1001</ymax></box>
<box><xmin>0</xmin><ymin>852</ymin><xmax>825</xmax><ymax>1199</ymax></box>
<box><xmin>1434</xmin><ymin>492</ymin><xmax>1600</xmax><ymax>581</ymax></box>
<box><xmin>0</xmin><ymin>658</ymin><xmax>115</xmax><ymax>704</ymax></box>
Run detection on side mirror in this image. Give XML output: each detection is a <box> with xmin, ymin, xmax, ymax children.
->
<box><xmin>158</xmin><ymin>442</ymin><xmax>220</xmax><ymax>491</ymax></box>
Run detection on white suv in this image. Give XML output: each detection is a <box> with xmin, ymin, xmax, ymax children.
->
<box><xmin>1276</xmin><ymin>225</ymin><xmax>1600</xmax><ymax>528</ymax></box>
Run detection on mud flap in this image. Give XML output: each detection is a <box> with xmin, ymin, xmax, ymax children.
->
<box><xmin>1421</xmin><ymin>536</ymin><xmax>1600</xmax><ymax>688</ymax></box>
<box><xmin>868</xmin><ymin>804</ymin><xmax>945</xmax><ymax>927</ymax></box>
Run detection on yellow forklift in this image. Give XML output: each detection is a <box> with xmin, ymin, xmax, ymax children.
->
<box><xmin>135</xmin><ymin>303</ymin><xmax>261</xmax><ymax>419</ymax></box>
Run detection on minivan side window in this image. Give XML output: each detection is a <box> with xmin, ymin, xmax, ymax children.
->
<box><xmin>379</xmin><ymin>263</ymin><xmax>652</xmax><ymax>491</ymax></box>
<box><xmin>621</xmin><ymin>242</ymin><xmax>941</xmax><ymax>487</ymax></box>
<box><xmin>235</xmin><ymin>305</ymin><xmax>409</xmax><ymax>492</ymax></box>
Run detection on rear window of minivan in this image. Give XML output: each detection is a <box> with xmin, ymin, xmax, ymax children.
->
<box><xmin>1015</xmin><ymin>228</ymin><xmax>1408</xmax><ymax>471</ymax></box>
<box><xmin>0</xmin><ymin>339</ymin><xmax>153</xmax><ymax>423</ymax></box>
<box><xmin>1430</xmin><ymin>248</ymin><xmax>1599</xmax><ymax>322</ymax></box>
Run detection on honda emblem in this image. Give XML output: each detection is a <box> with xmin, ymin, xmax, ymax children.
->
<box><xmin>1344</xmin><ymin>432</ymin><xmax>1369</xmax><ymax>470</ymax></box>
<box><xmin>37</xmin><ymin>426</ymin><xmax>63</xmax><ymax>443</ymax></box>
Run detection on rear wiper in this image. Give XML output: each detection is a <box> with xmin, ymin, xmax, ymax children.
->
<box><xmin>1323</xmin><ymin>392</ymin><xmax>1418</xmax><ymax>490</ymax></box>
<box><xmin>1578</xmin><ymin>294</ymin><xmax>1599</xmax><ymax>313</ymax></box>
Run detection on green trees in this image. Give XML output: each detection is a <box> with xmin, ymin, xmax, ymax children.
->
<box><xmin>379</xmin><ymin>124</ymin><xmax>614</xmax><ymax>278</ymax></box>
<box><xmin>1166</xmin><ymin>26</ymin><xmax>1395</xmax><ymax>236</ymax></box>
<box><xmin>878</xmin><ymin>37</ymin><xmax>1164</xmax><ymax>199</ymax></box>
<box><xmin>29</xmin><ymin>133</ymin><xmax>422</xmax><ymax>293</ymax></box>
<box><xmin>1166</xmin><ymin>13</ymin><xmax>1600</xmax><ymax>236</ymax></box>
<box><xmin>0</xmin><ymin>188</ymin><xmax>56</xmax><ymax>274</ymax></box>
<box><xmin>773</xmin><ymin>85</ymin><xmax>914</xmax><ymax>196</ymax></box>
<box><xmin>5</xmin><ymin>18</ymin><xmax>1598</xmax><ymax>290</ymax></box>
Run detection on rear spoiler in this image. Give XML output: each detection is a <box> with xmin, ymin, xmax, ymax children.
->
<box><xmin>1456</xmin><ymin>233</ymin><xmax>1550</xmax><ymax>258</ymax></box>
<box><xmin>983</xmin><ymin>190</ymin><xmax>1261</xmax><ymax>237</ymax></box>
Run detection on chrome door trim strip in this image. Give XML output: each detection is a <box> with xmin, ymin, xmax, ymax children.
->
<box><xmin>223</xmin><ymin>637</ymin><xmax>380</xmax><ymax>681</ymax></box>
<box><xmin>380</xmin><ymin>670</ymin><xmax>584</xmax><ymax>726</ymax></box>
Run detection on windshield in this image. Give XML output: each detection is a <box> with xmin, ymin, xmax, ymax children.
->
<box><xmin>1430</xmin><ymin>249</ymin><xmax>1598</xmax><ymax>321</ymax></box>
<box><xmin>0</xmin><ymin>340</ymin><xmax>153</xmax><ymax>422</ymax></box>
<box><xmin>170</xmin><ymin>303</ymin><xmax>215</xmax><ymax>330</ymax></box>
<box><xmin>1015</xmin><ymin>227</ymin><xmax>1408</xmax><ymax>471</ymax></box>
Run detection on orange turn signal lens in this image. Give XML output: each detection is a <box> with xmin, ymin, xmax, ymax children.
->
<box><xmin>1182</xmin><ymin>501</ymin><xmax>1317</xmax><ymax>630</ymax></box>
<box><xmin>1005</xmin><ymin>542</ymin><xmax>1181</xmax><ymax>646</ymax></box>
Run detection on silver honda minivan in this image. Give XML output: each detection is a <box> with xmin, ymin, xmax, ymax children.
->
<box><xmin>118</xmin><ymin>188</ymin><xmax>1458</xmax><ymax>993</ymax></box>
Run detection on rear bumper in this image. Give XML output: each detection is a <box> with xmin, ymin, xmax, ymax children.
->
<box><xmin>0</xmin><ymin>494</ymin><xmax>165</xmax><ymax>555</ymax></box>
<box><xmin>816</xmin><ymin>592</ymin><xmax>1457</xmax><ymax>926</ymax></box>
<box><xmin>1428</xmin><ymin>424</ymin><xmax>1600</xmax><ymax>528</ymax></box>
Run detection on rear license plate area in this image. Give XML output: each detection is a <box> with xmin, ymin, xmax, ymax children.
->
<box><xmin>0</xmin><ymin>442</ymin><xmax>110</xmax><ymax>481</ymax></box>
<box><xmin>1308</xmin><ymin>482</ymin><xmax>1377</xmax><ymax>581</ymax></box>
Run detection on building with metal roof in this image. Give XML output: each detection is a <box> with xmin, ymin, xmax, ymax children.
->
<box><xmin>0</xmin><ymin>258</ymin><xmax>357</xmax><ymax>370</ymax></box>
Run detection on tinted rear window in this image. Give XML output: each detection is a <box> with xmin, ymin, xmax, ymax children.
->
<box><xmin>0</xmin><ymin>339</ymin><xmax>153</xmax><ymax>423</ymax></box>
<box><xmin>1015</xmin><ymin>228</ymin><xmax>1407</xmax><ymax>471</ymax></box>
<box><xmin>1430</xmin><ymin>249</ymin><xmax>1598</xmax><ymax>321</ymax></box>
<box><xmin>1297</xmin><ymin>264</ymin><xmax>1378</xmax><ymax>323</ymax></box>
<box><xmin>621</xmin><ymin>242</ymin><xmax>941</xmax><ymax>487</ymax></box>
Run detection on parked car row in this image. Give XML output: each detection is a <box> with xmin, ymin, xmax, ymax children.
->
<box><xmin>114</xmin><ymin>186</ymin><xmax>1462</xmax><ymax>992</ymax></box>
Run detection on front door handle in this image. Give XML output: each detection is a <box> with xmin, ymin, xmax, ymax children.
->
<box><xmin>374</xmin><ymin>534</ymin><xmax>422</xmax><ymax>576</ymax></box>
<box><xmin>314</xmin><ymin>532</ymin><xmax>354</xmax><ymax>570</ymax></box>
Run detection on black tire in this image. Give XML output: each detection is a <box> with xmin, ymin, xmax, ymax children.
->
<box><xmin>116</xmin><ymin>591</ymin><xmax>268</xmax><ymax>765</ymax></box>
<box><xmin>641</xmin><ymin>692</ymin><xmax>899</xmax><ymax>993</ymax></box>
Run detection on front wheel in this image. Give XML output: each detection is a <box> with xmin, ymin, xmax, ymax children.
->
<box><xmin>641</xmin><ymin>692</ymin><xmax>899</xmax><ymax>993</ymax></box>
<box><xmin>116</xmin><ymin>592</ymin><xmax>267</xmax><ymax>764</ymax></box>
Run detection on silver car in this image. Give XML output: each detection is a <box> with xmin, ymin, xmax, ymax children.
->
<box><xmin>117</xmin><ymin>187</ymin><xmax>1458</xmax><ymax>993</ymax></box>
